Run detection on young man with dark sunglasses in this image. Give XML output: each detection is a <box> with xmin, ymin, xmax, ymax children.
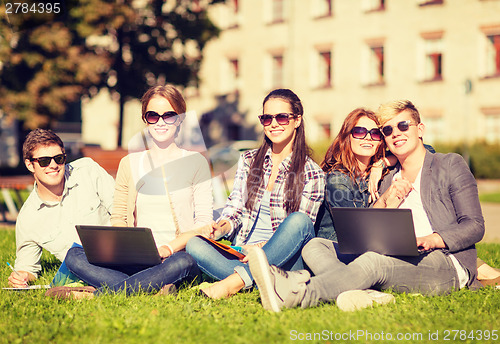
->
<box><xmin>7</xmin><ymin>129</ymin><xmax>115</xmax><ymax>287</ymax></box>
<box><xmin>249</xmin><ymin>100</ymin><xmax>485</xmax><ymax>312</ymax></box>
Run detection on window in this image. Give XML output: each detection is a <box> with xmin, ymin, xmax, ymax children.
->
<box><xmin>418</xmin><ymin>32</ymin><xmax>444</xmax><ymax>82</ymax></box>
<box><xmin>362</xmin><ymin>41</ymin><xmax>385</xmax><ymax>85</ymax></box>
<box><xmin>362</xmin><ymin>0</ymin><xmax>385</xmax><ymax>12</ymax></box>
<box><xmin>221</xmin><ymin>57</ymin><xmax>240</xmax><ymax>94</ymax></box>
<box><xmin>227</xmin><ymin>0</ymin><xmax>240</xmax><ymax>29</ymax></box>
<box><xmin>485</xmin><ymin>34</ymin><xmax>500</xmax><ymax>77</ymax></box>
<box><xmin>312</xmin><ymin>50</ymin><xmax>332</xmax><ymax>88</ymax></box>
<box><xmin>218</xmin><ymin>0</ymin><xmax>241</xmax><ymax>29</ymax></box>
<box><xmin>272</xmin><ymin>0</ymin><xmax>285</xmax><ymax>23</ymax></box>
<box><xmin>264</xmin><ymin>0</ymin><xmax>286</xmax><ymax>24</ymax></box>
<box><xmin>482</xmin><ymin>108</ymin><xmax>500</xmax><ymax>143</ymax></box>
<box><xmin>424</xmin><ymin>38</ymin><xmax>443</xmax><ymax>81</ymax></box>
<box><xmin>272</xmin><ymin>54</ymin><xmax>284</xmax><ymax>88</ymax></box>
<box><xmin>321</xmin><ymin>122</ymin><xmax>332</xmax><ymax>139</ymax></box>
<box><xmin>312</xmin><ymin>0</ymin><xmax>332</xmax><ymax>18</ymax></box>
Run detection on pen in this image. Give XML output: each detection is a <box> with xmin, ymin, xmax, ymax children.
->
<box><xmin>6</xmin><ymin>262</ymin><xmax>28</xmax><ymax>286</ymax></box>
<box><xmin>6</xmin><ymin>262</ymin><xmax>20</xmax><ymax>277</ymax></box>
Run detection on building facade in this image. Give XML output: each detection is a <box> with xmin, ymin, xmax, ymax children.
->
<box><xmin>185</xmin><ymin>0</ymin><xmax>500</xmax><ymax>145</ymax></box>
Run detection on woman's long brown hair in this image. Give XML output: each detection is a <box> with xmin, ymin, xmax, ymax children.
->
<box><xmin>321</xmin><ymin>108</ymin><xmax>385</xmax><ymax>181</ymax></box>
<box><xmin>245</xmin><ymin>89</ymin><xmax>311</xmax><ymax>214</ymax></box>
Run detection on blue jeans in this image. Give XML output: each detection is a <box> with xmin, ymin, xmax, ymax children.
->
<box><xmin>300</xmin><ymin>238</ymin><xmax>460</xmax><ymax>307</ymax></box>
<box><xmin>65</xmin><ymin>247</ymin><xmax>200</xmax><ymax>295</ymax></box>
<box><xmin>186</xmin><ymin>212</ymin><xmax>315</xmax><ymax>288</ymax></box>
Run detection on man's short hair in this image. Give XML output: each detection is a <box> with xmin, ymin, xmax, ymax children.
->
<box><xmin>376</xmin><ymin>100</ymin><xmax>421</xmax><ymax>127</ymax></box>
<box><xmin>22</xmin><ymin>129</ymin><xmax>65</xmax><ymax>160</ymax></box>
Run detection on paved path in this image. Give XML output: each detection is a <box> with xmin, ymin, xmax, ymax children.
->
<box><xmin>480</xmin><ymin>202</ymin><xmax>500</xmax><ymax>243</ymax></box>
<box><xmin>477</xmin><ymin>180</ymin><xmax>500</xmax><ymax>243</ymax></box>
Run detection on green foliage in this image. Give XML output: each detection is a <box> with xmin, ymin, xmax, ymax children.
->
<box><xmin>1</xmin><ymin>228</ymin><xmax>500</xmax><ymax>344</ymax></box>
<box><xmin>480</xmin><ymin>193</ymin><xmax>500</xmax><ymax>203</ymax></box>
<box><xmin>0</xmin><ymin>0</ymin><xmax>113</xmax><ymax>128</ymax></box>
<box><xmin>311</xmin><ymin>139</ymin><xmax>500</xmax><ymax>179</ymax></box>
<box><xmin>432</xmin><ymin>141</ymin><xmax>500</xmax><ymax>179</ymax></box>
<box><xmin>0</xmin><ymin>0</ymin><xmax>223</xmax><ymax>134</ymax></box>
<box><xmin>309</xmin><ymin>139</ymin><xmax>331</xmax><ymax>165</ymax></box>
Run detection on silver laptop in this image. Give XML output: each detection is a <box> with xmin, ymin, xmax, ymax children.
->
<box><xmin>75</xmin><ymin>225</ymin><xmax>162</xmax><ymax>267</ymax></box>
<box><xmin>330</xmin><ymin>208</ymin><xmax>421</xmax><ymax>256</ymax></box>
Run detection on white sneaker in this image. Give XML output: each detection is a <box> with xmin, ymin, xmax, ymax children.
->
<box><xmin>336</xmin><ymin>289</ymin><xmax>395</xmax><ymax>312</ymax></box>
<box><xmin>248</xmin><ymin>247</ymin><xmax>310</xmax><ymax>312</ymax></box>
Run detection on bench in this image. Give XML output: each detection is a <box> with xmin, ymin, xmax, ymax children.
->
<box><xmin>0</xmin><ymin>175</ymin><xmax>34</xmax><ymax>222</ymax></box>
<box><xmin>81</xmin><ymin>147</ymin><xmax>128</xmax><ymax>177</ymax></box>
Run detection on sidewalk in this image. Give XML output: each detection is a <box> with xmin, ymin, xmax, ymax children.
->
<box><xmin>480</xmin><ymin>202</ymin><xmax>500</xmax><ymax>243</ymax></box>
<box><xmin>477</xmin><ymin>180</ymin><xmax>500</xmax><ymax>243</ymax></box>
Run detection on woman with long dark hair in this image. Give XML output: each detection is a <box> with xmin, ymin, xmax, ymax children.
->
<box><xmin>187</xmin><ymin>89</ymin><xmax>325</xmax><ymax>298</ymax></box>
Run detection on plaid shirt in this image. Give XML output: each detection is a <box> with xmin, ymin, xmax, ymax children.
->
<box><xmin>220</xmin><ymin>148</ymin><xmax>325</xmax><ymax>246</ymax></box>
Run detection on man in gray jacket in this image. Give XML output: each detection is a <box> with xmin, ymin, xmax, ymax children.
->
<box><xmin>249</xmin><ymin>100</ymin><xmax>485</xmax><ymax>312</ymax></box>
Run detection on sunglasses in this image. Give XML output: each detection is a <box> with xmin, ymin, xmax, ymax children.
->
<box><xmin>145</xmin><ymin>111</ymin><xmax>179</xmax><ymax>125</ymax></box>
<box><xmin>351</xmin><ymin>126</ymin><xmax>383</xmax><ymax>141</ymax></box>
<box><xmin>381</xmin><ymin>120</ymin><xmax>417</xmax><ymax>137</ymax></box>
<box><xmin>30</xmin><ymin>154</ymin><xmax>66</xmax><ymax>167</ymax></box>
<box><xmin>258</xmin><ymin>113</ymin><xmax>296</xmax><ymax>126</ymax></box>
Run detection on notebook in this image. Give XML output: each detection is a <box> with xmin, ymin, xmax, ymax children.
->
<box><xmin>75</xmin><ymin>225</ymin><xmax>162</xmax><ymax>267</ymax></box>
<box><xmin>330</xmin><ymin>208</ymin><xmax>421</xmax><ymax>256</ymax></box>
<box><xmin>195</xmin><ymin>235</ymin><xmax>246</xmax><ymax>259</ymax></box>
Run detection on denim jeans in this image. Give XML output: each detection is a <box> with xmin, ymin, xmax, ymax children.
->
<box><xmin>65</xmin><ymin>247</ymin><xmax>199</xmax><ymax>295</ymax></box>
<box><xmin>301</xmin><ymin>238</ymin><xmax>460</xmax><ymax>308</ymax></box>
<box><xmin>186</xmin><ymin>212</ymin><xmax>315</xmax><ymax>288</ymax></box>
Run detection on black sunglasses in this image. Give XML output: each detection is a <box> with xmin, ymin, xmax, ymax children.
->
<box><xmin>351</xmin><ymin>126</ymin><xmax>383</xmax><ymax>141</ymax></box>
<box><xmin>30</xmin><ymin>154</ymin><xmax>66</xmax><ymax>168</ymax></box>
<box><xmin>381</xmin><ymin>120</ymin><xmax>417</xmax><ymax>137</ymax></box>
<box><xmin>258</xmin><ymin>113</ymin><xmax>296</xmax><ymax>126</ymax></box>
<box><xmin>145</xmin><ymin>111</ymin><xmax>179</xmax><ymax>125</ymax></box>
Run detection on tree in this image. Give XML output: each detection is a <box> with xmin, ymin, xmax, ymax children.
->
<box><xmin>106</xmin><ymin>0</ymin><xmax>223</xmax><ymax>146</ymax></box>
<box><xmin>0</xmin><ymin>0</ymin><xmax>119</xmax><ymax>128</ymax></box>
<box><xmin>0</xmin><ymin>0</ymin><xmax>223</xmax><ymax>146</ymax></box>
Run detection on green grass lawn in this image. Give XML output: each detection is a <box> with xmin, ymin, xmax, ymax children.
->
<box><xmin>1</xmin><ymin>228</ymin><xmax>500</xmax><ymax>344</ymax></box>
<box><xmin>480</xmin><ymin>192</ymin><xmax>500</xmax><ymax>204</ymax></box>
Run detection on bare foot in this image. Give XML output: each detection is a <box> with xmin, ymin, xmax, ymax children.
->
<box><xmin>201</xmin><ymin>273</ymin><xmax>245</xmax><ymax>299</ymax></box>
<box><xmin>155</xmin><ymin>283</ymin><xmax>177</xmax><ymax>296</ymax></box>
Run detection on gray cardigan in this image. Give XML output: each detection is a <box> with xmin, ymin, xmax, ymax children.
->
<box><xmin>379</xmin><ymin>150</ymin><xmax>485</xmax><ymax>288</ymax></box>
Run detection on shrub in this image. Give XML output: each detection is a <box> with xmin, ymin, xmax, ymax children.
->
<box><xmin>433</xmin><ymin>141</ymin><xmax>500</xmax><ymax>179</ymax></box>
<box><xmin>312</xmin><ymin>139</ymin><xmax>500</xmax><ymax>179</ymax></box>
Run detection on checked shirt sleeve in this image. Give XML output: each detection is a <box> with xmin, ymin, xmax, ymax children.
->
<box><xmin>298</xmin><ymin>159</ymin><xmax>326</xmax><ymax>224</ymax></box>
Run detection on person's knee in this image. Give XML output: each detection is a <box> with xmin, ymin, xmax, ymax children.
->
<box><xmin>284</xmin><ymin>212</ymin><xmax>314</xmax><ymax>236</ymax></box>
<box><xmin>356</xmin><ymin>251</ymin><xmax>385</xmax><ymax>270</ymax></box>
<box><xmin>302</xmin><ymin>238</ymin><xmax>332</xmax><ymax>266</ymax></box>
<box><xmin>173</xmin><ymin>251</ymin><xmax>197</xmax><ymax>270</ymax></box>
<box><xmin>64</xmin><ymin>247</ymin><xmax>85</xmax><ymax>272</ymax></box>
<box><xmin>169</xmin><ymin>251</ymin><xmax>200</xmax><ymax>279</ymax></box>
<box><xmin>185</xmin><ymin>236</ymin><xmax>204</xmax><ymax>258</ymax></box>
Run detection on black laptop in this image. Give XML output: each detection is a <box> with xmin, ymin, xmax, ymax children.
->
<box><xmin>75</xmin><ymin>225</ymin><xmax>162</xmax><ymax>267</ymax></box>
<box><xmin>330</xmin><ymin>208</ymin><xmax>421</xmax><ymax>256</ymax></box>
